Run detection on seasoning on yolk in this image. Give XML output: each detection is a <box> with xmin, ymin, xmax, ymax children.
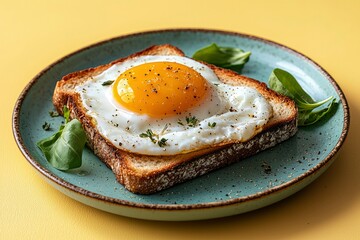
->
<box><xmin>112</xmin><ymin>62</ymin><xmax>209</xmax><ymax>117</ymax></box>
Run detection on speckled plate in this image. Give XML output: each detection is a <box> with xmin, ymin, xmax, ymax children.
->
<box><xmin>12</xmin><ymin>29</ymin><xmax>349</xmax><ymax>221</ymax></box>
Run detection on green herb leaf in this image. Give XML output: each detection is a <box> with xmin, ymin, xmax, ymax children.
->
<box><xmin>192</xmin><ymin>43</ymin><xmax>251</xmax><ymax>73</ymax></box>
<box><xmin>139</xmin><ymin>128</ymin><xmax>168</xmax><ymax>147</ymax></box>
<box><xmin>158</xmin><ymin>138</ymin><xmax>168</xmax><ymax>147</ymax></box>
<box><xmin>268</xmin><ymin>68</ymin><xmax>338</xmax><ymax>126</ymax></box>
<box><xmin>298</xmin><ymin>99</ymin><xmax>338</xmax><ymax>126</ymax></box>
<box><xmin>208</xmin><ymin>122</ymin><xmax>216</xmax><ymax>128</ymax></box>
<box><xmin>269</xmin><ymin>68</ymin><xmax>314</xmax><ymax>104</ymax></box>
<box><xmin>102</xmin><ymin>80</ymin><xmax>115</xmax><ymax>86</ymax></box>
<box><xmin>139</xmin><ymin>129</ymin><xmax>157</xmax><ymax>143</ymax></box>
<box><xmin>296</xmin><ymin>95</ymin><xmax>334</xmax><ymax>111</ymax></box>
<box><xmin>139</xmin><ymin>133</ymin><xmax>149</xmax><ymax>138</ymax></box>
<box><xmin>37</xmin><ymin>119</ymin><xmax>87</xmax><ymax>170</ymax></box>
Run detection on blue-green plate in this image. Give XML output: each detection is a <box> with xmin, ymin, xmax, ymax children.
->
<box><xmin>12</xmin><ymin>29</ymin><xmax>349</xmax><ymax>221</ymax></box>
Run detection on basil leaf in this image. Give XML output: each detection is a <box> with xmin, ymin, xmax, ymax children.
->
<box><xmin>268</xmin><ymin>68</ymin><xmax>338</xmax><ymax>126</ymax></box>
<box><xmin>298</xmin><ymin>99</ymin><xmax>338</xmax><ymax>126</ymax></box>
<box><xmin>192</xmin><ymin>43</ymin><xmax>251</xmax><ymax>73</ymax></box>
<box><xmin>269</xmin><ymin>68</ymin><xmax>314</xmax><ymax>104</ymax></box>
<box><xmin>268</xmin><ymin>71</ymin><xmax>294</xmax><ymax>99</ymax></box>
<box><xmin>37</xmin><ymin>119</ymin><xmax>86</xmax><ymax>170</ymax></box>
<box><xmin>296</xmin><ymin>95</ymin><xmax>334</xmax><ymax>111</ymax></box>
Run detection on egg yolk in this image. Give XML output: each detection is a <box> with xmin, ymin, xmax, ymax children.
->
<box><xmin>112</xmin><ymin>62</ymin><xmax>209</xmax><ymax>117</ymax></box>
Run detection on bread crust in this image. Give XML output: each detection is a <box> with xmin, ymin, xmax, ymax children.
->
<box><xmin>53</xmin><ymin>44</ymin><xmax>298</xmax><ymax>194</ymax></box>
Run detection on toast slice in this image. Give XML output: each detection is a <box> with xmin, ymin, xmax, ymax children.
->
<box><xmin>53</xmin><ymin>44</ymin><xmax>298</xmax><ymax>194</ymax></box>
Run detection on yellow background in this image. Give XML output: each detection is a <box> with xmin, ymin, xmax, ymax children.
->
<box><xmin>2</xmin><ymin>0</ymin><xmax>359</xmax><ymax>239</ymax></box>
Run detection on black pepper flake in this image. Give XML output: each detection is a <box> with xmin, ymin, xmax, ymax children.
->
<box><xmin>261</xmin><ymin>162</ymin><xmax>272</xmax><ymax>174</ymax></box>
<box><xmin>229</xmin><ymin>107</ymin><xmax>237</xmax><ymax>112</ymax></box>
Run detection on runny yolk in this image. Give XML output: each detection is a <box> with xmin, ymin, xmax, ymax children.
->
<box><xmin>112</xmin><ymin>62</ymin><xmax>209</xmax><ymax>117</ymax></box>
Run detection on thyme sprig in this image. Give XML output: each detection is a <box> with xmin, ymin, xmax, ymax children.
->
<box><xmin>139</xmin><ymin>125</ymin><xmax>168</xmax><ymax>147</ymax></box>
<box><xmin>178</xmin><ymin>116</ymin><xmax>199</xmax><ymax>128</ymax></box>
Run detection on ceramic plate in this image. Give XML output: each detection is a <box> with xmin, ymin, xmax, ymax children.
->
<box><xmin>13</xmin><ymin>29</ymin><xmax>349</xmax><ymax>221</ymax></box>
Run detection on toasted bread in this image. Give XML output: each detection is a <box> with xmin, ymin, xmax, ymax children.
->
<box><xmin>53</xmin><ymin>44</ymin><xmax>298</xmax><ymax>194</ymax></box>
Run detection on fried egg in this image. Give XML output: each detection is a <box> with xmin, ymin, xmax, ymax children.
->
<box><xmin>75</xmin><ymin>55</ymin><xmax>273</xmax><ymax>155</ymax></box>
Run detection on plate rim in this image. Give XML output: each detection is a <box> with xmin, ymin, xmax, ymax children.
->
<box><xmin>12</xmin><ymin>28</ymin><xmax>350</xmax><ymax>211</ymax></box>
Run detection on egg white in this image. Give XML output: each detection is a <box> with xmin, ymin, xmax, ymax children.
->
<box><xmin>75</xmin><ymin>55</ymin><xmax>272</xmax><ymax>155</ymax></box>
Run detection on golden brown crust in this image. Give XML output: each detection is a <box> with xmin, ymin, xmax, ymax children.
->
<box><xmin>52</xmin><ymin>44</ymin><xmax>298</xmax><ymax>194</ymax></box>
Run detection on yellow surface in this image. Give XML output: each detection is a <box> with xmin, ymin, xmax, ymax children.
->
<box><xmin>1</xmin><ymin>0</ymin><xmax>359</xmax><ymax>239</ymax></box>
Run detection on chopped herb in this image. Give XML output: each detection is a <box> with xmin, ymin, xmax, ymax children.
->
<box><xmin>139</xmin><ymin>127</ymin><xmax>168</xmax><ymax>147</ymax></box>
<box><xmin>178</xmin><ymin>116</ymin><xmax>199</xmax><ymax>128</ymax></box>
<box><xmin>42</xmin><ymin>122</ymin><xmax>51</xmax><ymax>131</ymax></box>
<box><xmin>158</xmin><ymin>138</ymin><xmax>168</xmax><ymax>147</ymax></box>
<box><xmin>208</xmin><ymin>122</ymin><xmax>216</xmax><ymax>128</ymax></box>
<box><xmin>102</xmin><ymin>80</ymin><xmax>114</xmax><ymax>86</ymax></box>
<box><xmin>139</xmin><ymin>129</ymin><xmax>157</xmax><ymax>144</ymax></box>
<box><xmin>186</xmin><ymin>116</ymin><xmax>199</xmax><ymax>127</ymax></box>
